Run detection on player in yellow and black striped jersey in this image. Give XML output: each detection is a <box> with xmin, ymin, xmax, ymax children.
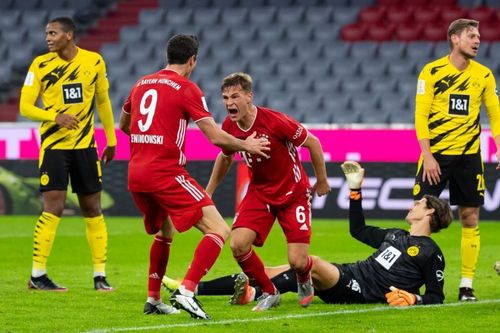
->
<box><xmin>19</xmin><ymin>17</ymin><xmax>116</xmax><ymax>292</ymax></box>
<box><xmin>413</xmin><ymin>19</ymin><xmax>500</xmax><ymax>302</ymax></box>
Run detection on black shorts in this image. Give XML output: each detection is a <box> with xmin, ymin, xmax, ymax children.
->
<box><xmin>413</xmin><ymin>153</ymin><xmax>484</xmax><ymax>206</ymax></box>
<box><xmin>315</xmin><ymin>263</ymin><xmax>367</xmax><ymax>304</ymax></box>
<box><xmin>39</xmin><ymin>148</ymin><xmax>102</xmax><ymax>194</ymax></box>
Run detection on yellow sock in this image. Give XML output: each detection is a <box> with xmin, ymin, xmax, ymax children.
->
<box><xmin>461</xmin><ymin>226</ymin><xmax>480</xmax><ymax>281</ymax></box>
<box><xmin>32</xmin><ymin>212</ymin><xmax>61</xmax><ymax>272</ymax></box>
<box><xmin>85</xmin><ymin>215</ymin><xmax>108</xmax><ymax>274</ymax></box>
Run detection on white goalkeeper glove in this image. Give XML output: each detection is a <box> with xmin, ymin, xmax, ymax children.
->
<box><xmin>341</xmin><ymin>161</ymin><xmax>365</xmax><ymax>190</ymax></box>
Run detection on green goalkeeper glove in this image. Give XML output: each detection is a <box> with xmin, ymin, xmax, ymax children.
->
<box><xmin>385</xmin><ymin>286</ymin><xmax>417</xmax><ymax>306</ymax></box>
<box><xmin>341</xmin><ymin>161</ymin><xmax>365</xmax><ymax>190</ymax></box>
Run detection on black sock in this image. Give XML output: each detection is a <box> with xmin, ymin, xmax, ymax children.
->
<box><xmin>254</xmin><ymin>268</ymin><xmax>298</xmax><ymax>298</ymax></box>
<box><xmin>271</xmin><ymin>267</ymin><xmax>298</xmax><ymax>294</ymax></box>
<box><xmin>197</xmin><ymin>274</ymin><xmax>240</xmax><ymax>295</ymax></box>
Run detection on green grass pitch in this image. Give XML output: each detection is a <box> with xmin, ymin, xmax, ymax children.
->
<box><xmin>1</xmin><ymin>216</ymin><xmax>499</xmax><ymax>332</ymax></box>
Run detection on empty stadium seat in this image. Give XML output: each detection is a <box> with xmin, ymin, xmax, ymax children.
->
<box><xmin>249</xmin><ymin>7</ymin><xmax>277</xmax><ymax>25</ymax></box>
<box><xmin>267</xmin><ymin>41</ymin><xmax>296</xmax><ymax>59</ymax></box>
<box><xmin>238</xmin><ymin>40</ymin><xmax>267</xmax><ymax>60</ymax></box>
<box><xmin>193</xmin><ymin>8</ymin><xmax>221</xmax><ymax>25</ymax></box>
<box><xmin>276</xmin><ymin>59</ymin><xmax>303</xmax><ymax>77</ymax></box>
<box><xmin>350</xmin><ymin>41</ymin><xmax>378</xmax><ymax>59</ymax></box>
<box><xmin>138</xmin><ymin>8</ymin><xmax>165</xmax><ymax>27</ymax></box>
<box><xmin>209</xmin><ymin>41</ymin><xmax>239</xmax><ymax>61</ymax></box>
<box><xmin>313</xmin><ymin>77</ymin><xmax>341</xmax><ymax>93</ymax></box>
<box><xmin>313</xmin><ymin>23</ymin><xmax>342</xmax><ymax>43</ymax></box>
<box><xmin>370</xmin><ymin>77</ymin><xmax>398</xmax><ymax>94</ymax></box>
<box><xmin>21</xmin><ymin>10</ymin><xmax>48</xmax><ymax>29</ymax></box>
<box><xmin>304</xmin><ymin>6</ymin><xmax>333</xmax><ymax>24</ymax></box>
<box><xmin>165</xmin><ymin>8</ymin><xmax>192</xmax><ymax>25</ymax></box>
<box><xmin>120</xmin><ymin>26</ymin><xmax>145</xmax><ymax>44</ymax></box>
<box><xmin>359</xmin><ymin>58</ymin><xmax>388</xmax><ymax>77</ymax></box>
<box><xmin>341</xmin><ymin>77</ymin><xmax>369</xmax><ymax>93</ymax></box>
<box><xmin>256</xmin><ymin>24</ymin><xmax>286</xmax><ymax>41</ymax></box>
<box><xmin>276</xmin><ymin>7</ymin><xmax>305</xmax><ymax>24</ymax></box>
<box><xmin>305</xmin><ymin>60</ymin><xmax>334</xmax><ymax>78</ymax></box>
<box><xmin>201</xmin><ymin>25</ymin><xmax>229</xmax><ymax>43</ymax></box>
<box><xmin>221</xmin><ymin>8</ymin><xmax>248</xmax><ymax>25</ymax></box>
<box><xmin>285</xmin><ymin>24</ymin><xmax>314</xmax><ymax>43</ymax></box>
<box><xmin>332</xmin><ymin>59</ymin><xmax>359</xmax><ymax>77</ymax></box>
<box><xmin>257</xmin><ymin>78</ymin><xmax>285</xmax><ymax>93</ymax></box>
<box><xmin>286</xmin><ymin>78</ymin><xmax>314</xmax><ymax>94</ymax></box>
<box><xmin>406</xmin><ymin>41</ymin><xmax>434</xmax><ymax>60</ymax></box>
<box><xmin>229</xmin><ymin>25</ymin><xmax>257</xmax><ymax>42</ymax></box>
<box><xmin>378</xmin><ymin>41</ymin><xmax>406</xmax><ymax>60</ymax></box>
<box><xmin>323</xmin><ymin>41</ymin><xmax>350</xmax><ymax>60</ymax></box>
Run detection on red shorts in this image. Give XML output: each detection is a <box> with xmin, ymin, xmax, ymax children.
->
<box><xmin>233</xmin><ymin>187</ymin><xmax>312</xmax><ymax>247</ymax></box>
<box><xmin>131</xmin><ymin>173</ymin><xmax>214</xmax><ymax>234</ymax></box>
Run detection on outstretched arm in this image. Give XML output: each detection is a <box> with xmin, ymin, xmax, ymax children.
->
<box><xmin>341</xmin><ymin>161</ymin><xmax>389</xmax><ymax>248</ymax></box>
<box><xmin>302</xmin><ymin>133</ymin><xmax>330</xmax><ymax>196</ymax></box>
<box><xmin>196</xmin><ymin>117</ymin><xmax>270</xmax><ymax>158</ymax></box>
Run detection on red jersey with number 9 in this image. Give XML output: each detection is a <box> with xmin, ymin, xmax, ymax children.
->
<box><xmin>122</xmin><ymin>69</ymin><xmax>211</xmax><ymax>192</ymax></box>
<box><xmin>221</xmin><ymin>107</ymin><xmax>310</xmax><ymax>206</ymax></box>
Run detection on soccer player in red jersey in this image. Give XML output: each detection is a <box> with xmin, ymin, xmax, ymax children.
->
<box><xmin>206</xmin><ymin>72</ymin><xmax>331</xmax><ymax>311</ymax></box>
<box><xmin>119</xmin><ymin>35</ymin><xmax>269</xmax><ymax>319</ymax></box>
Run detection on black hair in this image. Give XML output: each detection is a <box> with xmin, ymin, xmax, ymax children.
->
<box><xmin>166</xmin><ymin>34</ymin><xmax>199</xmax><ymax>65</ymax></box>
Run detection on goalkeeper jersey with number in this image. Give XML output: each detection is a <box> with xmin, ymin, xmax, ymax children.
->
<box><xmin>415</xmin><ymin>56</ymin><xmax>500</xmax><ymax>155</ymax></box>
<box><xmin>221</xmin><ymin>107</ymin><xmax>310</xmax><ymax>206</ymax></box>
<box><xmin>21</xmin><ymin>47</ymin><xmax>111</xmax><ymax>151</ymax></box>
<box><xmin>122</xmin><ymin>69</ymin><xmax>212</xmax><ymax>192</ymax></box>
<box><xmin>345</xmin><ymin>198</ymin><xmax>445</xmax><ymax>305</ymax></box>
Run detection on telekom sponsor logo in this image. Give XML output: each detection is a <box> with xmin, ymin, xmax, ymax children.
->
<box><xmin>0</xmin><ymin>125</ymin><xmax>497</xmax><ymax>162</ymax></box>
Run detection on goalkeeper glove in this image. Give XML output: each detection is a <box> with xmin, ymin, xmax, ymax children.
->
<box><xmin>385</xmin><ymin>286</ymin><xmax>416</xmax><ymax>306</ymax></box>
<box><xmin>341</xmin><ymin>161</ymin><xmax>365</xmax><ymax>190</ymax></box>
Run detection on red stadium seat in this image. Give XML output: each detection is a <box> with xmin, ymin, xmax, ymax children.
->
<box><xmin>366</xmin><ymin>24</ymin><xmax>395</xmax><ymax>41</ymax></box>
<box><xmin>404</xmin><ymin>0</ymin><xmax>429</xmax><ymax>6</ymax></box>
<box><xmin>386</xmin><ymin>6</ymin><xmax>413</xmax><ymax>25</ymax></box>
<box><xmin>467</xmin><ymin>6</ymin><xmax>494</xmax><ymax>23</ymax></box>
<box><xmin>340</xmin><ymin>23</ymin><xmax>367</xmax><ymax>41</ymax></box>
<box><xmin>422</xmin><ymin>24</ymin><xmax>447</xmax><ymax>41</ymax></box>
<box><xmin>413</xmin><ymin>7</ymin><xmax>440</xmax><ymax>25</ymax></box>
<box><xmin>395</xmin><ymin>24</ymin><xmax>423</xmax><ymax>41</ymax></box>
<box><xmin>479</xmin><ymin>24</ymin><xmax>500</xmax><ymax>41</ymax></box>
<box><xmin>377</xmin><ymin>0</ymin><xmax>400</xmax><ymax>6</ymax></box>
<box><xmin>358</xmin><ymin>6</ymin><xmax>386</xmax><ymax>24</ymax></box>
<box><xmin>495</xmin><ymin>9</ymin><xmax>500</xmax><ymax>22</ymax></box>
<box><xmin>433</xmin><ymin>0</ymin><xmax>457</xmax><ymax>6</ymax></box>
<box><xmin>440</xmin><ymin>6</ymin><xmax>467</xmax><ymax>23</ymax></box>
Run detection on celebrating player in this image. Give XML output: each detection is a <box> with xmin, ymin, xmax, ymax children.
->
<box><xmin>119</xmin><ymin>35</ymin><xmax>269</xmax><ymax>319</ymax></box>
<box><xmin>206</xmin><ymin>72</ymin><xmax>331</xmax><ymax>311</ymax></box>
<box><xmin>413</xmin><ymin>18</ymin><xmax>500</xmax><ymax>301</ymax></box>
<box><xmin>20</xmin><ymin>17</ymin><xmax>116</xmax><ymax>292</ymax></box>
<box><xmin>165</xmin><ymin>161</ymin><xmax>452</xmax><ymax>306</ymax></box>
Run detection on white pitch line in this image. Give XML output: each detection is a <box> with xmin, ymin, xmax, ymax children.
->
<box><xmin>83</xmin><ymin>299</ymin><xmax>500</xmax><ymax>333</ymax></box>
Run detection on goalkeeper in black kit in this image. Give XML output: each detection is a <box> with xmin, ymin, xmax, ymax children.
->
<box><xmin>163</xmin><ymin>162</ymin><xmax>453</xmax><ymax>306</ymax></box>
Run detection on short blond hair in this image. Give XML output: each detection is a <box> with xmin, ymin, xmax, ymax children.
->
<box><xmin>221</xmin><ymin>72</ymin><xmax>253</xmax><ymax>92</ymax></box>
<box><xmin>447</xmin><ymin>18</ymin><xmax>479</xmax><ymax>49</ymax></box>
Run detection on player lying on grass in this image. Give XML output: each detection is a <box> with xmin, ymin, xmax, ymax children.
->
<box><xmin>164</xmin><ymin>161</ymin><xmax>453</xmax><ymax>306</ymax></box>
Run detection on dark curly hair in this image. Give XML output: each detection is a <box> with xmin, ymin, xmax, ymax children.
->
<box><xmin>424</xmin><ymin>195</ymin><xmax>453</xmax><ymax>233</ymax></box>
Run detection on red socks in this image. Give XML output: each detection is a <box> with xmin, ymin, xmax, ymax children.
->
<box><xmin>148</xmin><ymin>235</ymin><xmax>172</xmax><ymax>299</ymax></box>
<box><xmin>296</xmin><ymin>255</ymin><xmax>313</xmax><ymax>283</ymax></box>
<box><xmin>182</xmin><ymin>233</ymin><xmax>225</xmax><ymax>292</ymax></box>
<box><xmin>235</xmin><ymin>249</ymin><xmax>276</xmax><ymax>294</ymax></box>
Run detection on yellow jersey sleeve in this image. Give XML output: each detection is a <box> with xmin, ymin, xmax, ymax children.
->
<box><xmin>414</xmin><ymin>64</ymin><xmax>433</xmax><ymax>140</ymax></box>
<box><xmin>482</xmin><ymin>71</ymin><xmax>500</xmax><ymax>137</ymax></box>
<box><xmin>19</xmin><ymin>58</ymin><xmax>58</xmax><ymax>122</ymax></box>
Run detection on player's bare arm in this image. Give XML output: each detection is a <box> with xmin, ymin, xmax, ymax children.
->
<box><xmin>302</xmin><ymin>133</ymin><xmax>330</xmax><ymax>196</ymax></box>
<box><xmin>418</xmin><ymin>139</ymin><xmax>441</xmax><ymax>185</ymax></box>
<box><xmin>119</xmin><ymin>112</ymin><xmax>131</xmax><ymax>136</ymax></box>
<box><xmin>206</xmin><ymin>153</ymin><xmax>233</xmax><ymax>197</ymax></box>
<box><xmin>197</xmin><ymin>118</ymin><xmax>270</xmax><ymax>158</ymax></box>
<box><xmin>55</xmin><ymin>113</ymin><xmax>79</xmax><ymax>130</ymax></box>
<box><xmin>101</xmin><ymin>146</ymin><xmax>116</xmax><ymax>165</ymax></box>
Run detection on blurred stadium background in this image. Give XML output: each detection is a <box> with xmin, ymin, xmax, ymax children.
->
<box><xmin>0</xmin><ymin>0</ymin><xmax>499</xmax><ymax>124</ymax></box>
